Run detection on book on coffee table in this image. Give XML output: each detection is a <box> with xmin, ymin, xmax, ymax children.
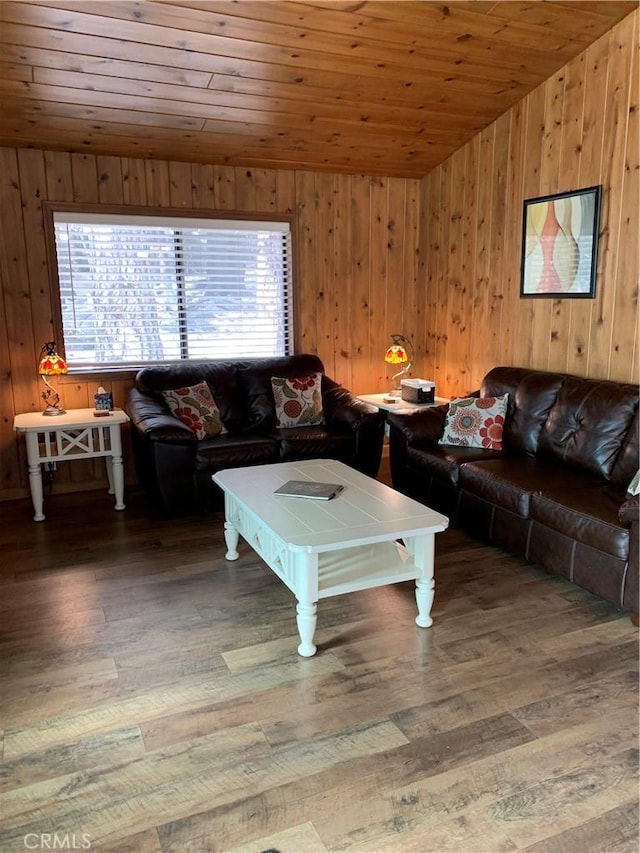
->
<box><xmin>274</xmin><ymin>480</ymin><xmax>344</xmax><ymax>500</ymax></box>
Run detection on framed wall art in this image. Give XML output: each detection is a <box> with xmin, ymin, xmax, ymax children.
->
<box><xmin>520</xmin><ymin>185</ymin><xmax>602</xmax><ymax>298</ymax></box>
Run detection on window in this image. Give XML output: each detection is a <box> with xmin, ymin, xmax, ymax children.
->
<box><xmin>49</xmin><ymin>210</ymin><xmax>293</xmax><ymax>370</ymax></box>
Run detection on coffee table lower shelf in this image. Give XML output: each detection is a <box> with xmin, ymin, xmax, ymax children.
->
<box><xmin>221</xmin><ymin>499</ymin><xmax>438</xmax><ymax>657</ymax></box>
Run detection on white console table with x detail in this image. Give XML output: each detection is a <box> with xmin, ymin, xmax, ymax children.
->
<box><xmin>13</xmin><ymin>408</ymin><xmax>130</xmax><ymax>521</ymax></box>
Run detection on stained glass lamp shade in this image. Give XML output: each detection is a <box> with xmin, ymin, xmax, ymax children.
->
<box><xmin>38</xmin><ymin>342</ymin><xmax>68</xmax><ymax>416</ymax></box>
<box><xmin>384</xmin><ymin>334</ymin><xmax>413</xmax><ymax>396</ymax></box>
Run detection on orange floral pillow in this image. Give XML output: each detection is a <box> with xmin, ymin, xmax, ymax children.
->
<box><xmin>439</xmin><ymin>394</ymin><xmax>508</xmax><ymax>450</ymax></box>
<box><xmin>271</xmin><ymin>372</ymin><xmax>324</xmax><ymax>428</ymax></box>
<box><xmin>162</xmin><ymin>380</ymin><xmax>226</xmax><ymax>440</ymax></box>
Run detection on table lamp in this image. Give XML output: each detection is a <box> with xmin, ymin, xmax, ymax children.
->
<box><xmin>38</xmin><ymin>341</ymin><xmax>68</xmax><ymax>416</ymax></box>
<box><xmin>384</xmin><ymin>334</ymin><xmax>413</xmax><ymax>399</ymax></box>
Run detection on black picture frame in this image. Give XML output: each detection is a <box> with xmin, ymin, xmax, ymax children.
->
<box><xmin>520</xmin><ymin>185</ymin><xmax>602</xmax><ymax>298</ymax></box>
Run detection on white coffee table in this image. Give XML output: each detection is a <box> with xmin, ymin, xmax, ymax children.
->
<box><xmin>213</xmin><ymin>459</ymin><xmax>449</xmax><ymax>656</ymax></box>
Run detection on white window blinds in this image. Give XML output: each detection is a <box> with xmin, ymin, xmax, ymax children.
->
<box><xmin>52</xmin><ymin>212</ymin><xmax>292</xmax><ymax>370</ymax></box>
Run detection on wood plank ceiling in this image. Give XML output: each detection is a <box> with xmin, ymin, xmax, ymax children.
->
<box><xmin>0</xmin><ymin>0</ymin><xmax>637</xmax><ymax>178</ymax></box>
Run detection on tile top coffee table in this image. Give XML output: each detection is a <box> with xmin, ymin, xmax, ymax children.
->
<box><xmin>213</xmin><ymin>459</ymin><xmax>449</xmax><ymax>656</ymax></box>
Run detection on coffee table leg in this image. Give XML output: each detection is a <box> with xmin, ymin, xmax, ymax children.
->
<box><xmin>415</xmin><ymin>578</ymin><xmax>434</xmax><ymax>627</ymax></box>
<box><xmin>412</xmin><ymin>533</ymin><xmax>435</xmax><ymax>627</ymax></box>
<box><xmin>224</xmin><ymin>521</ymin><xmax>239</xmax><ymax>560</ymax></box>
<box><xmin>293</xmin><ymin>552</ymin><xmax>319</xmax><ymax>656</ymax></box>
<box><xmin>296</xmin><ymin>602</ymin><xmax>318</xmax><ymax>657</ymax></box>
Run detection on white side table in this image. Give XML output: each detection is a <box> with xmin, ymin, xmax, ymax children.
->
<box><xmin>13</xmin><ymin>408</ymin><xmax>130</xmax><ymax>521</ymax></box>
<box><xmin>357</xmin><ymin>392</ymin><xmax>449</xmax><ymax>414</ymax></box>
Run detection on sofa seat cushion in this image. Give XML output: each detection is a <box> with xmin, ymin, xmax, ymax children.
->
<box><xmin>407</xmin><ymin>445</ymin><xmax>503</xmax><ymax>486</ymax></box>
<box><xmin>194</xmin><ymin>434</ymin><xmax>278</xmax><ymax>472</ymax></box>
<box><xmin>459</xmin><ymin>456</ymin><xmax>597</xmax><ymax>518</ymax></box>
<box><xmin>270</xmin><ymin>427</ymin><xmax>353</xmax><ymax>462</ymax></box>
<box><xmin>530</xmin><ymin>485</ymin><xmax>630</xmax><ymax>558</ymax></box>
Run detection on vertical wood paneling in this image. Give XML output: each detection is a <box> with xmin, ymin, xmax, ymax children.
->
<box><xmin>1</xmin><ymin>148</ymin><xmax>35</xmax><ymax>416</ymax></box>
<box><xmin>213</xmin><ymin>165</ymin><xmax>235</xmax><ymax>209</ymax></box>
<box><xmin>524</xmin><ymin>82</ymin><xmax>552</xmax><ymax>372</ymax></box>
<box><xmin>611</xmin><ymin>16</ymin><xmax>639</xmax><ymax>380</ymax></box>
<box><xmin>71</xmin><ymin>153</ymin><xmax>99</xmax><ymax>203</ymax></box>
<box><xmin>402</xmin><ymin>179</ymin><xmax>421</xmax><ymax>376</ymax></box>
<box><xmin>17</xmin><ymin>150</ymin><xmax>51</xmax><ymax>348</ymax></box>
<box><xmin>122</xmin><ymin>158</ymin><xmax>148</xmax><ymax>206</ymax></box>
<box><xmin>561</xmin><ymin>52</ymin><xmax>588</xmax><ymax>376</ymax></box>
<box><xmin>350</xmin><ymin>174</ymin><xmax>372</xmax><ymax>392</ymax></box>
<box><xmin>333</xmin><ymin>174</ymin><xmax>353</xmax><ymax>389</ymax></box>
<box><xmin>501</xmin><ymin>103</ymin><xmax>526</xmax><ymax>366</ymax></box>
<box><xmin>422</xmin><ymin>169</ymin><xmax>440</xmax><ymax>386</ymax></box>
<box><xmin>422</xmin><ymin>10</ymin><xmax>638</xmax><ymax>397</ymax></box>
<box><xmin>488</xmin><ymin>112</ymin><xmax>510</xmax><ymax>375</ymax></box>
<box><xmin>168</xmin><ymin>161</ymin><xmax>192</xmax><ymax>208</ymax></box>
<box><xmin>0</xmin><ymin>266</ymin><xmax>21</xmax><ymax>495</ymax></box>
<box><xmin>144</xmin><ymin>160</ymin><xmax>171</xmax><ymax>207</ymax></box>
<box><xmin>385</xmin><ymin>177</ymin><xmax>407</xmax><ymax>392</ymax></box>
<box><xmin>310</xmin><ymin>172</ymin><xmax>334</xmax><ymax>376</ymax></box>
<box><xmin>590</xmin><ymin>15</ymin><xmax>634</xmax><ymax>379</ymax></box>
<box><xmin>369</xmin><ymin>177</ymin><xmax>388</xmax><ymax>389</ymax></box>
<box><xmin>293</xmin><ymin>170</ymin><xmax>317</xmax><ymax>360</ymax></box>
<box><xmin>97</xmin><ymin>156</ymin><xmax>124</xmax><ymax>204</ymax></box>
<box><xmin>468</xmin><ymin>126</ymin><xmax>494</xmax><ymax>383</ymax></box>
<box><xmin>190</xmin><ymin>163</ymin><xmax>213</xmax><ymax>209</ymax></box>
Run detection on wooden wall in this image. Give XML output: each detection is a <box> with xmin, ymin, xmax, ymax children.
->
<box><xmin>1</xmin><ymin>10</ymin><xmax>637</xmax><ymax>504</ymax></box>
<box><xmin>0</xmin><ymin>153</ymin><xmax>423</xmax><ymax>501</ymax></box>
<box><xmin>421</xmin><ymin>10</ymin><xmax>639</xmax><ymax>395</ymax></box>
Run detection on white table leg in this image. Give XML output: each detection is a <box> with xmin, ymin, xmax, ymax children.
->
<box><xmin>296</xmin><ymin>602</ymin><xmax>318</xmax><ymax>657</ymax></box>
<box><xmin>411</xmin><ymin>533</ymin><xmax>435</xmax><ymax>628</ymax></box>
<box><xmin>108</xmin><ymin>424</ymin><xmax>125</xmax><ymax>510</ymax></box>
<box><xmin>224</xmin><ymin>521</ymin><xmax>240</xmax><ymax>560</ymax></box>
<box><xmin>294</xmin><ymin>552</ymin><xmax>319</xmax><ymax>656</ymax></box>
<box><xmin>105</xmin><ymin>455</ymin><xmax>114</xmax><ymax>495</ymax></box>
<box><xmin>25</xmin><ymin>433</ymin><xmax>45</xmax><ymax>521</ymax></box>
<box><xmin>415</xmin><ymin>578</ymin><xmax>434</xmax><ymax>627</ymax></box>
<box><xmin>110</xmin><ymin>455</ymin><xmax>126</xmax><ymax>510</ymax></box>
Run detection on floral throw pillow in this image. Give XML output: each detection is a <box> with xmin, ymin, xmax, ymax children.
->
<box><xmin>162</xmin><ymin>380</ymin><xmax>226</xmax><ymax>440</ymax></box>
<box><xmin>271</xmin><ymin>372</ymin><xmax>324</xmax><ymax>428</ymax></box>
<box><xmin>628</xmin><ymin>469</ymin><xmax>640</xmax><ymax>496</ymax></box>
<box><xmin>439</xmin><ymin>394</ymin><xmax>509</xmax><ymax>450</ymax></box>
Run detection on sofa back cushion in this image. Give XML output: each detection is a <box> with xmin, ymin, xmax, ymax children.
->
<box><xmin>238</xmin><ymin>354</ymin><xmax>325</xmax><ymax>431</ymax></box>
<box><xmin>538</xmin><ymin>376</ymin><xmax>639</xmax><ymax>479</ymax></box>
<box><xmin>481</xmin><ymin>366</ymin><xmax>566</xmax><ymax>455</ymax></box>
<box><xmin>135</xmin><ymin>361</ymin><xmax>247</xmax><ymax>432</ymax></box>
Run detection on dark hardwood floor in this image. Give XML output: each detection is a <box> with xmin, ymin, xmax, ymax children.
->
<box><xmin>1</xmin><ymin>474</ymin><xmax>638</xmax><ymax>853</ymax></box>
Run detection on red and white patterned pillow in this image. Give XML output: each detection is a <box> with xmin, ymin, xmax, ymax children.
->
<box><xmin>162</xmin><ymin>380</ymin><xmax>226</xmax><ymax>440</ymax></box>
<box><xmin>439</xmin><ymin>394</ymin><xmax>509</xmax><ymax>450</ymax></box>
<box><xmin>271</xmin><ymin>372</ymin><xmax>325</xmax><ymax>428</ymax></box>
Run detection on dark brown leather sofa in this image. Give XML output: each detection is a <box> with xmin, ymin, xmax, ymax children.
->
<box><xmin>388</xmin><ymin>366</ymin><xmax>639</xmax><ymax>620</ymax></box>
<box><xmin>127</xmin><ymin>353</ymin><xmax>385</xmax><ymax>516</ymax></box>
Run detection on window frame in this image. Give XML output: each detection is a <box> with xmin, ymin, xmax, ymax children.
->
<box><xmin>42</xmin><ymin>202</ymin><xmax>297</xmax><ymax>375</ymax></box>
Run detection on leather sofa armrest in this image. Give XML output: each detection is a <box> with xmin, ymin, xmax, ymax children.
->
<box><xmin>619</xmin><ymin>494</ymin><xmax>639</xmax><ymax>620</ymax></box>
<box><xmin>127</xmin><ymin>387</ymin><xmax>198</xmax><ymax>516</ymax></box>
<box><xmin>127</xmin><ymin>387</ymin><xmax>196</xmax><ymax>445</ymax></box>
<box><xmin>321</xmin><ymin>378</ymin><xmax>386</xmax><ymax>431</ymax></box>
<box><xmin>387</xmin><ymin>405</ymin><xmax>448</xmax><ymax>446</ymax></box>
<box><xmin>321</xmin><ymin>378</ymin><xmax>386</xmax><ymax>477</ymax></box>
<box><xmin>619</xmin><ymin>493</ymin><xmax>640</xmax><ymax>527</ymax></box>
